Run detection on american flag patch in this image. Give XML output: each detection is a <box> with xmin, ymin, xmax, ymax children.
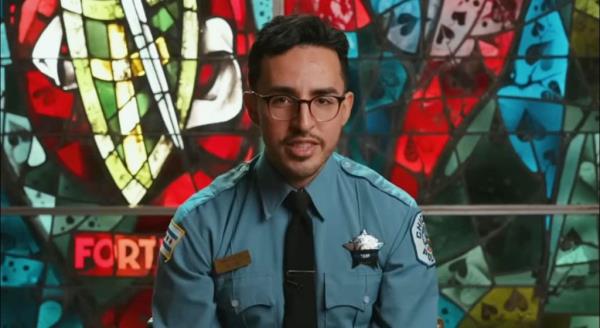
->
<box><xmin>160</xmin><ymin>220</ymin><xmax>186</xmax><ymax>262</ymax></box>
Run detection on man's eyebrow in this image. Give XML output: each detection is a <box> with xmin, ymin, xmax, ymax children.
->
<box><xmin>262</xmin><ymin>86</ymin><xmax>343</xmax><ymax>96</ymax></box>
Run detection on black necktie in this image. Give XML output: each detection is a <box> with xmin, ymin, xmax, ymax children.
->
<box><xmin>283</xmin><ymin>189</ymin><xmax>317</xmax><ymax>327</ymax></box>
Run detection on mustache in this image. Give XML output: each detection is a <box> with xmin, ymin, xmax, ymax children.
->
<box><xmin>282</xmin><ymin>134</ymin><xmax>324</xmax><ymax>145</ymax></box>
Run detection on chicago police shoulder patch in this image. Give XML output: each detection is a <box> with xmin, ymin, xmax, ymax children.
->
<box><xmin>160</xmin><ymin>220</ymin><xmax>186</xmax><ymax>262</ymax></box>
<box><xmin>410</xmin><ymin>213</ymin><xmax>436</xmax><ymax>267</ymax></box>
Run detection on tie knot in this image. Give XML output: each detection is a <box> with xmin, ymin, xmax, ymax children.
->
<box><xmin>284</xmin><ymin>189</ymin><xmax>311</xmax><ymax>213</ymax></box>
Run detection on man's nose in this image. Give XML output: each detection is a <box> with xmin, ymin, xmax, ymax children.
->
<box><xmin>294</xmin><ymin>102</ymin><xmax>316</xmax><ymax>131</ymax></box>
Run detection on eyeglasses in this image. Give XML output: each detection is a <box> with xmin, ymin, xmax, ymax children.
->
<box><xmin>245</xmin><ymin>91</ymin><xmax>346</xmax><ymax>122</ymax></box>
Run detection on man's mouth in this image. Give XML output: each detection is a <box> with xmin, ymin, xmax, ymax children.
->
<box><xmin>284</xmin><ymin>138</ymin><xmax>320</xmax><ymax>158</ymax></box>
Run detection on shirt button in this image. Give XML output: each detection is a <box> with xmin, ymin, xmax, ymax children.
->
<box><xmin>363</xmin><ymin>296</ymin><xmax>370</xmax><ymax>304</ymax></box>
<box><xmin>231</xmin><ymin>299</ymin><xmax>239</xmax><ymax>308</ymax></box>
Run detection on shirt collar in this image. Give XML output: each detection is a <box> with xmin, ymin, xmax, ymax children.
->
<box><xmin>255</xmin><ymin>152</ymin><xmax>339</xmax><ymax>221</ymax></box>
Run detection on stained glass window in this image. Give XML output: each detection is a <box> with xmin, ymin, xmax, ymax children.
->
<box><xmin>1</xmin><ymin>0</ymin><xmax>598</xmax><ymax>326</ymax></box>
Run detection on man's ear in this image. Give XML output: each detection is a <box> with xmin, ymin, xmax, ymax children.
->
<box><xmin>244</xmin><ymin>92</ymin><xmax>260</xmax><ymax>126</ymax></box>
<box><xmin>339</xmin><ymin>91</ymin><xmax>354</xmax><ymax>125</ymax></box>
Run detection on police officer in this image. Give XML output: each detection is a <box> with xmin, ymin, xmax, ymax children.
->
<box><xmin>153</xmin><ymin>14</ymin><xmax>438</xmax><ymax>327</ymax></box>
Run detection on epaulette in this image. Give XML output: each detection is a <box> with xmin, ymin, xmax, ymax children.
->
<box><xmin>334</xmin><ymin>153</ymin><xmax>417</xmax><ymax>207</ymax></box>
<box><xmin>173</xmin><ymin>160</ymin><xmax>253</xmax><ymax>222</ymax></box>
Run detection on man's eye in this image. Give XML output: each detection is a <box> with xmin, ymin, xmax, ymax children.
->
<box><xmin>270</xmin><ymin>96</ymin><xmax>293</xmax><ymax>105</ymax></box>
<box><xmin>315</xmin><ymin>96</ymin><xmax>335</xmax><ymax>105</ymax></box>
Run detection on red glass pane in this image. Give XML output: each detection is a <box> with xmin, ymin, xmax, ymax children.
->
<box><xmin>198</xmin><ymin>63</ymin><xmax>214</xmax><ymax>85</ymax></box>
<box><xmin>116</xmin><ymin>290</ymin><xmax>153</xmax><ymax>328</ymax></box>
<box><xmin>403</xmin><ymin>100</ymin><xmax>448</xmax><ymax>133</ymax></box>
<box><xmin>56</xmin><ymin>141</ymin><xmax>86</xmax><ymax>178</ymax></box>
<box><xmin>154</xmin><ymin>171</ymin><xmax>213</xmax><ymax>206</ymax></box>
<box><xmin>211</xmin><ymin>0</ymin><xmax>234</xmax><ymax>20</ymax></box>
<box><xmin>197</xmin><ymin>135</ymin><xmax>243</xmax><ymax>160</ymax></box>
<box><xmin>237</xmin><ymin>33</ymin><xmax>248</xmax><ymax>55</ymax></box>
<box><xmin>390</xmin><ymin>164</ymin><xmax>419</xmax><ymax>198</ymax></box>
<box><xmin>413</xmin><ymin>135</ymin><xmax>449</xmax><ymax>176</ymax></box>
<box><xmin>394</xmin><ymin>136</ymin><xmax>423</xmax><ymax>173</ymax></box>
<box><xmin>284</xmin><ymin>0</ymin><xmax>371</xmax><ymax>31</ymax></box>
<box><xmin>229</xmin><ymin>0</ymin><xmax>247</xmax><ymax>29</ymax></box>
<box><xmin>26</xmin><ymin>70</ymin><xmax>74</xmax><ymax>119</ymax></box>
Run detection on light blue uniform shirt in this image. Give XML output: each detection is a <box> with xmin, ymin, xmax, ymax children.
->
<box><xmin>153</xmin><ymin>152</ymin><xmax>438</xmax><ymax>327</ymax></box>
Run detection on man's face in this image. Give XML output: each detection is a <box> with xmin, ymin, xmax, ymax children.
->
<box><xmin>246</xmin><ymin>45</ymin><xmax>354</xmax><ymax>188</ymax></box>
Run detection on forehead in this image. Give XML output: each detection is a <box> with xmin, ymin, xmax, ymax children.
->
<box><xmin>256</xmin><ymin>45</ymin><xmax>345</xmax><ymax>93</ymax></box>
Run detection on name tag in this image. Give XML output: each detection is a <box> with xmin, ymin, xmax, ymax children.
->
<box><xmin>214</xmin><ymin>250</ymin><xmax>251</xmax><ymax>274</ymax></box>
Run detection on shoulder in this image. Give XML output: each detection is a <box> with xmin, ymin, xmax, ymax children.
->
<box><xmin>172</xmin><ymin>159</ymin><xmax>254</xmax><ymax>224</ymax></box>
<box><xmin>332</xmin><ymin>153</ymin><xmax>417</xmax><ymax>208</ymax></box>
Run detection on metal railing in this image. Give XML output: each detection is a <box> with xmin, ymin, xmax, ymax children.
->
<box><xmin>1</xmin><ymin>204</ymin><xmax>598</xmax><ymax>216</ymax></box>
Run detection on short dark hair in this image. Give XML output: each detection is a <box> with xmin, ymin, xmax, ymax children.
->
<box><xmin>248</xmin><ymin>14</ymin><xmax>349</xmax><ymax>91</ymax></box>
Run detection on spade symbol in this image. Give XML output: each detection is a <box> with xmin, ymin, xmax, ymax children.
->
<box><xmin>396</xmin><ymin>13</ymin><xmax>417</xmax><ymax>36</ymax></box>
<box><xmin>504</xmin><ymin>289</ymin><xmax>528</xmax><ymax>312</ymax></box>
<box><xmin>481</xmin><ymin>302</ymin><xmax>498</xmax><ymax>321</ymax></box>
<box><xmin>451</xmin><ymin>11</ymin><xmax>467</xmax><ymax>26</ymax></box>
<box><xmin>436</xmin><ymin>25</ymin><xmax>455</xmax><ymax>44</ymax></box>
<box><xmin>449</xmin><ymin>258</ymin><xmax>468</xmax><ymax>278</ymax></box>
<box><xmin>559</xmin><ymin>228</ymin><xmax>583</xmax><ymax>251</ymax></box>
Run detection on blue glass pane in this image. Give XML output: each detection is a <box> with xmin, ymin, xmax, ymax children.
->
<box><xmin>251</xmin><ymin>0</ymin><xmax>273</xmax><ymax>30</ymax></box>
<box><xmin>438</xmin><ymin>294</ymin><xmax>466</xmax><ymax>328</ymax></box>
<box><xmin>386</xmin><ymin>0</ymin><xmax>421</xmax><ymax>53</ymax></box>
<box><xmin>345</xmin><ymin>32</ymin><xmax>359</xmax><ymax>58</ymax></box>
<box><xmin>365</xmin><ymin>58</ymin><xmax>406</xmax><ymax>111</ymax></box>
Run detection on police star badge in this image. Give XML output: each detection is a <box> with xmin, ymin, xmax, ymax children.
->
<box><xmin>343</xmin><ymin>230</ymin><xmax>384</xmax><ymax>268</ymax></box>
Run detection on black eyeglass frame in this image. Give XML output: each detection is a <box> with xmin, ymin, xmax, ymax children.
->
<box><xmin>245</xmin><ymin>90</ymin><xmax>347</xmax><ymax>122</ymax></box>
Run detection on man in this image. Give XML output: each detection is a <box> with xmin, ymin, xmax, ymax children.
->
<box><xmin>153</xmin><ymin>14</ymin><xmax>438</xmax><ymax>327</ymax></box>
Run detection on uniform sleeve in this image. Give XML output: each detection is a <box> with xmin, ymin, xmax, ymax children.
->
<box><xmin>371</xmin><ymin>208</ymin><xmax>439</xmax><ymax>328</ymax></box>
<box><xmin>152</xmin><ymin>216</ymin><xmax>221</xmax><ymax>328</ymax></box>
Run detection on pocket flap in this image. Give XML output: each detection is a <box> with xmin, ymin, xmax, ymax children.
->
<box><xmin>324</xmin><ymin>272</ymin><xmax>368</xmax><ymax>311</ymax></box>
<box><xmin>234</xmin><ymin>274</ymin><xmax>274</xmax><ymax>312</ymax></box>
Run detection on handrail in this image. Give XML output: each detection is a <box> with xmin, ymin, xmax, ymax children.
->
<box><xmin>1</xmin><ymin>204</ymin><xmax>598</xmax><ymax>216</ymax></box>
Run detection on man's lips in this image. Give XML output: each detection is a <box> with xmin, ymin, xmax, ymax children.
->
<box><xmin>283</xmin><ymin>138</ymin><xmax>321</xmax><ymax>158</ymax></box>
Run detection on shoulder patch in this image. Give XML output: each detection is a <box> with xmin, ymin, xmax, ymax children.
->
<box><xmin>335</xmin><ymin>153</ymin><xmax>417</xmax><ymax>207</ymax></box>
<box><xmin>410</xmin><ymin>213</ymin><xmax>436</xmax><ymax>267</ymax></box>
<box><xmin>160</xmin><ymin>219</ymin><xmax>186</xmax><ymax>262</ymax></box>
<box><xmin>173</xmin><ymin>160</ymin><xmax>252</xmax><ymax>223</ymax></box>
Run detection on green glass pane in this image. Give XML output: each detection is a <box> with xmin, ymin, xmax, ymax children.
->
<box><xmin>143</xmin><ymin>135</ymin><xmax>159</xmax><ymax>153</ymax></box>
<box><xmin>546</xmin><ymin>287</ymin><xmax>599</xmax><ymax>313</ymax></box>
<box><xmin>437</xmin><ymin>246</ymin><xmax>492</xmax><ymax>287</ymax></box>
<box><xmin>151</xmin><ymin>7</ymin><xmax>175</xmax><ymax>33</ymax></box>
<box><xmin>555</xmin><ymin>214</ymin><xmax>599</xmax><ymax>265</ymax></box>
<box><xmin>467</xmin><ymin>100</ymin><xmax>495</xmax><ymax>133</ymax></box>
<box><xmin>428</xmin><ymin>215</ymin><xmax>478</xmax><ymax>263</ymax></box>
<box><xmin>51</xmin><ymin>215</ymin><xmax>86</xmax><ymax>236</ymax></box>
<box><xmin>85</xmin><ymin>20</ymin><xmax>110</xmax><ymax>59</ymax></box>
<box><xmin>76</xmin><ymin>215</ymin><xmax>123</xmax><ymax>231</ymax></box>
<box><xmin>570</xmin><ymin>316</ymin><xmax>600</xmax><ymax>328</ymax></box>
<box><xmin>442</xmin><ymin>287</ymin><xmax>489</xmax><ymax>309</ymax></box>
<box><xmin>557</xmin><ymin>135</ymin><xmax>584</xmax><ymax>204</ymax></box>
<box><xmin>457</xmin><ymin>135</ymin><xmax>480</xmax><ymax>162</ymax></box>
<box><xmin>165</xmin><ymin>60</ymin><xmax>180</xmax><ymax>89</ymax></box>
<box><xmin>563</xmin><ymin>106</ymin><xmax>583</xmax><ymax>131</ymax></box>
<box><xmin>565</xmin><ymin>59</ymin><xmax>593</xmax><ymax>106</ymax></box>
<box><xmin>166</xmin><ymin>1</ymin><xmax>181</xmax><ymax>20</ymax></box>
<box><xmin>495</xmin><ymin>271</ymin><xmax>536</xmax><ymax>285</ymax></box>
<box><xmin>107</xmin><ymin>115</ymin><xmax>120</xmax><ymax>136</ymax></box>
<box><xmin>114</xmin><ymin>215</ymin><xmax>139</xmax><ymax>232</ymax></box>
<box><xmin>136</xmin><ymin>91</ymin><xmax>151</xmax><ymax>117</ymax></box>
<box><xmin>581</xmin><ymin>111</ymin><xmax>600</xmax><ymax>132</ymax></box>
<box><xmin>480</xmin><ymin>215</ymin><xmax>544</xmax><ymax>274</ymax></box>
<box><xmin>444</xmin><ymin>151</ymin><xmax>459</xmax><ymax>176</ymax></box>
<box><xmin>51</xmin><ymin>234</ymin><xmax>71</xmax><ymax>259</ymax></box>
<box><xmin>94</xmin><ymin>80</ymin><xmax>117</xmax><ymax>119</ymax></box>
<box><xmin>58</xmin><ymin>173</ymin><xmax>97</xmax><ymax>203</ymax></box>
<box><xmin>549</xmin><ymin>262</ymin><xmax>593</xmax><ymax>286</ymax></box>
<box><xmin>116</xmin><ymin>143</ymin><xmax>125</xmax><ymax>162</ymax></box>
<box><xmin>24</xmin><ymin>162</ymin><xmax>59</xmax><ymax>195</ymax></box>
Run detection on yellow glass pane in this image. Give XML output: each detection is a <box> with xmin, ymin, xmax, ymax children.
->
<box><xmin>90</xmin><ymin>58</ymin><xmax>113</xmax><ymax>80</ymax></box>
<box><xmin>62</xmin><ymin>11</ymin><xmax>87</xmax><ymax>58</ymax></box>
<box><xmin>118</xmin><ymin>98</ymin><xmax>140</xmax><ymax>133</ymax></box>
<box><xmin>122</xmin><ymin>179</ymin><xmax>146</xmax><ymax>205</ymax></box>
<box><xmin>468</xmin><ymin>287</ymin><xmax>539</xmax><ymax>326</ymax></box>
<box><xmin>148</xmin><ymin>136</ymin><xmax>173</xmax><ymax>178</ymax></box>
<box><xmin>146</xmin><ymin>0</ymin><xmax>161</xmax><ymax>6</ymax></box>
<box><xmin>576</xmin><ymin>0</ymin><xmax>599</xmax><ymax>18</ymax></box>
<box><xmin>94</xmin><ymin>135</ymin><xmax>115</xmax><ymax>159</ymax></box>
<box><xmin>155</xmin><ymin>36</ymin><xmax>170</xmax><ymax>64</ymax></box>
<box><xmin>135</xmin><ymin>163</ymin><xmax>153</xmax><ymax>188</ymax></box>
<box><xmin>82</xmin><ymin>0</ymin><xmax>125</xmax><ymax>20</ymax></box>
<box><xmin>111</xmin><ymin>59</ymin><xmax>132</xmax><ymax>81</ymax></box>
<box><xmin>105</xmin><ymin>151</ymin><xmax>132</xmax><ymax>189</ymax></box>
<box><xmin>108</xmin><ymin>23</ymin><xmax>128</xmax><ymax>59</ymax></box>
<box><xmin>123</xmin><ymin>125</ymin><xmax>146</xmax><ymax>173</ymax></box>
<box><xmin>115</xmin><ymin>81</ymin><xmax>135</xmax><ymax>108</ymax></box>
<box><xmin>72</xmin><ymin>59</ymin><xmax>108</xmax><ymax>133</ymax></box>
<box><xmin>183</xmin><ymin>0</ymin><xmax>197</xmax><ymax>10</ymax></box>
<box><xmin>130</xmin><ymin>53</ymin><xmax>145</xmax><ymax>77</ymax></box>
<box><xmin>60</xmin><ymin>0</ymin><xmax>83</xmax><ymax>14</ymax></box>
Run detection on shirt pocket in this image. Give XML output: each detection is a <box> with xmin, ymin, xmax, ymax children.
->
<box><xmin>324</xmin><ymin>271</ymin><xmax>382</xmax><ymax>327</ymax></box>
<box><xmin>215</xmin><ymin>273</ymin><xmax>276</xmax><ymax>327</ymax></box>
